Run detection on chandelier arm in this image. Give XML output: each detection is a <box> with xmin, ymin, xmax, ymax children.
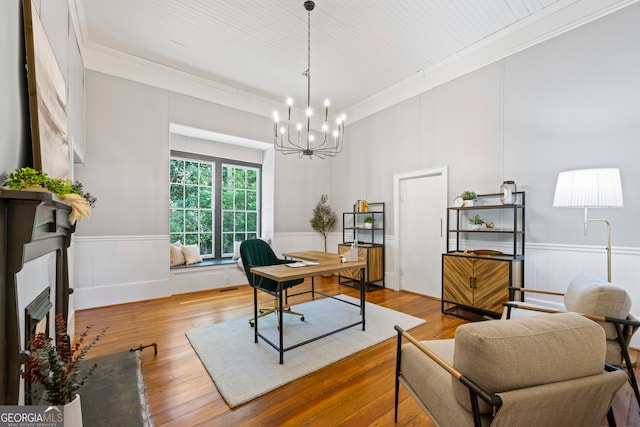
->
<box><xmin>286</xmin><ymin>129</ymin><xmax>306</xmax><ymax>150</ymax></box>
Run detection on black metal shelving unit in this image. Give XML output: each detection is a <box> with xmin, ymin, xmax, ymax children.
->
<box><xmin>339</xmin><ymin>202</ymin><xmax>385</xmax><ymax>291</ymax></box>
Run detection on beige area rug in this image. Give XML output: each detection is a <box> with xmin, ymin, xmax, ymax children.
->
<box><xmin>186</xmin><ymin>294</ymin><xmax>425</xmax><ymax>408</ymax></box>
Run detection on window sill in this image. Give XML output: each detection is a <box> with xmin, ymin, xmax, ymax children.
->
<box><xmin>170</xmin><ymin>258</ymin><xmax>237</xmax><ymax>270</ymax></box>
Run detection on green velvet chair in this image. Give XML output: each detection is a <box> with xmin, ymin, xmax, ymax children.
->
<box><xmin>240</xmin><ymin>239</ymin><xmax>305</xmax><ymax>327</ymax></box>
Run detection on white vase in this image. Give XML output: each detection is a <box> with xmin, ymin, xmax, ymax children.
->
<box><xmin>64</xmin><ymin>394</ymin><xmax>83</xmax><ymax>427</ymax></box>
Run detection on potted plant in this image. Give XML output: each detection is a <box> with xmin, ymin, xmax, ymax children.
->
<box><xmin>469</xmin><ymin>214</ymin><xmax>484</xmax><ymax>230</ymax></box>
<box><xmin>309</xmin><ymin>194</ymin><xmax>337</xmax><ymax>252</ymax></box>
<box><xmin>2</xmin><ymin>167</ymin><xmax>97</xmax><ymax>224</ymax></box>
<box><xmin>363</xmin><ymin>216</ymin><xmax>373</xmax><ymax>229</ymax></box>
<box><xmin>22</xmin><ymin>313</ymin><xmax>106</xmax><ymax>419</ymax></box>
<box><xmin>460</xmin><ymin>190</ymin><xmax>477</xmax><ymax>207</ymax></box>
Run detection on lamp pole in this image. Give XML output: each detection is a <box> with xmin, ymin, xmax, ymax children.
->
<box><xmin>584</xmin><ymin>208</ymin><xmax>612</xmax><ymax>282</ymax></box>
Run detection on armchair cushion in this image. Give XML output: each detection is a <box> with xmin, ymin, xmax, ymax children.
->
<box><xmin>564</xmin><ymin>274</ymin><xmax>632</xmax><ymax>336</ymax></box>
<box><xmin>452</xmin><ymin>313</ymin><xmax>606</xmax><ymax>414</ymax></box>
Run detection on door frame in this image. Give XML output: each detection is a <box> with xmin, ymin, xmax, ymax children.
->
<box><xmin>393</xmin><ymin>166</ymin><xmax>448</xmax><ymax>291</ymax></box>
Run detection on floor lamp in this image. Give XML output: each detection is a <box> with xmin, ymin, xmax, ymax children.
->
<box><xmin>553</xmin><ymin>168</ymin><xmax>624</xmax><ymax>282</ymax></box>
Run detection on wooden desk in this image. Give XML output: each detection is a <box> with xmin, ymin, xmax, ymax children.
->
<box><xmin>281</xmin><ymin>251</ymin><xmax>348</xmax><ymax>301</ymax></box>
<box><xmin>283</xmin><ymin>250</ymin><xmax>343</xmax><ymax>263</ymax></box>
<box><xmin>250</xmin><ymin>252</ymin><xmax>366</xmax><ymax>364</ymax></box>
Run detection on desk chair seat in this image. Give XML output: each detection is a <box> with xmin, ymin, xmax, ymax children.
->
<box><xmin>240</xmin><ymin>239</ymin><xmax>305</xmax><ymax>327</ymax></box>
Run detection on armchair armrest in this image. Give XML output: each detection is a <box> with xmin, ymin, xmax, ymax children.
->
<box><xmin>502</xmin><ymin>301</ymin><xmax>564</xmax><ymax>319</ymax></box>
<box><xmin>395</xmin><ymin>325</ymin><xmax>462</xmax><ymax>379</ymax></box>
<box><xmin>503</xmin><ymin>300</ymin><xmax>640</xmax><ymax>328</ymax></box>
<box><xmin>508</xmin><ymin>286</ymin><xmax>564</xmax><ymax>300</ymax></box>
<box><xmin>504</xmin><ymin>287</ymin><xmax>566</xmax><ymax>319</ymax></box>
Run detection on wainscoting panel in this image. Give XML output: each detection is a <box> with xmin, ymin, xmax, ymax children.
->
<box><xmin>73</xmin><ymin>235</ymin><xmax>171</xmax><ymax>309</ymax></box>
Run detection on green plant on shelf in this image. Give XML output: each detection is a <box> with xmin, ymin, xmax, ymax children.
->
<box><xmin>460</xmin><ymin>190</ymin><xmax>477</xmax><ymax>201</ymax></box>
<box><xmin>469</xmin><ymin>214</ymin><xmax>484</xmax><ymax>225</ymax></box>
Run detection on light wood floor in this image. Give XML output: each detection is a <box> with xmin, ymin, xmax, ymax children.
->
<box><xmin>75</xmin><ymin>276</ymin><xmax>640</xmax><ymax>426</ymax></box>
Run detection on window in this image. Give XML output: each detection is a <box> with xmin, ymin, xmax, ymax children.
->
<box><xmin>221</xmin><ymin>164</ymin><xmax>259</xmax><ymax>255</ymax></box>
<box><xmin>170</xmin><ymin>154</ymin><xmax>260</xmax><ymax>258</ymax></box>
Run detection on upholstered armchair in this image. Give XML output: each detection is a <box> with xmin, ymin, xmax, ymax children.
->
<box><xmin>395</xmin><ymin>313</ymin><xmax>628</xmax><ymax>427</ymax></box>
<box><xmin>503</xmin><ymin>274</ymin><xmax>640</xmax><ymax>405</ymax></box>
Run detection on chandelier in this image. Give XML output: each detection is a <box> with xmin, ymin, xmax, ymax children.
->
<box><xmin>273</xmin><ymin>0</ymin><xmax>345</xmax><ymax>159</ymax></box>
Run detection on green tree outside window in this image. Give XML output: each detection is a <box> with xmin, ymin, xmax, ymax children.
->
<box><xmin>170</xmin><ymin>158</ymin><xmax>260</xmax><ymax>258</ymax></box>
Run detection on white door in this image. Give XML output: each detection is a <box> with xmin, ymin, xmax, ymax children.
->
<box><xmin>398</xmin><ymin>169</ymin><xmax>446</xmax><ymax>297</ymax></box>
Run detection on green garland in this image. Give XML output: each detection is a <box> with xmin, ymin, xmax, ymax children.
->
<box><xmin>3</xmin><ymin>167</ymin><xmax>97</xmax><ymax>207</ymax></box>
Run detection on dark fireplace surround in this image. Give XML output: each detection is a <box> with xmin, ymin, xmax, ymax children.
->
<box><xmin>0</xmin><ymin>189</ymin><xmax>74</xmax><ymax>404</ymax></box>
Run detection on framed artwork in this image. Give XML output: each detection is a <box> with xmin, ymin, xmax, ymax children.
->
<box><xmin>23</xmin><ymin>0</ymin><xmax>70</xmax><ymax>180</ymax></box>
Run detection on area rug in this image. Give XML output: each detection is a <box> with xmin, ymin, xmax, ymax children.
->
<box><xmin>186</xmin><ymin>294</ymin><xmax>425</xmax><ymax>408</ymax></box>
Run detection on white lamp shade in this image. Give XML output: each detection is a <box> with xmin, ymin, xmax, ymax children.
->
<box><xmin>553</xmin><ymin>168</ymin><xmax>623</xmax><ymax>208</ymax></box>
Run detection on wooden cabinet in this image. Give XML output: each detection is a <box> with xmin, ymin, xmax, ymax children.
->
<box><xmin>340</xmin><ymin>202</ymin><xmax>385</xmax><ymax>290</ymax></box>
<box><xmin>442</xmin><ymin>254</ymin><xmax>522</xmax><ymax>317</ymax></box>
<box><xmin>338</xmin><ymin>244</ymin><xmax>384</xmax><ymax>287</ymax></box>
<box><xmin>442</xmin><ymin>192</ymin><xmax>525</xmax><ymax>319</ymax></box>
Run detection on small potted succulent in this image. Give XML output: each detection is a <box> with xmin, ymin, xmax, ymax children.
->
<box><xmin>363</xmin><ymin>216</ymin><xmax>373</xmax><ymax>229</ymax></box>
<box><xmin>461</xmin><ymin>190</ymin><xmax>477</xmax><ymax>207</ymax></box>
<box><xmin>468</xmin><ymin>214</ymin><xmax>485</xmax><ymax>230</ymax></box>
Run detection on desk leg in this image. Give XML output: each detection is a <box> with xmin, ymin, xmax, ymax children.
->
<box><xmin>253</xmin><ymin>286</ymin><xmax>258</xmax><ymax>343</ymax></box>
<box><xmin>361</xmin><ymin>267</ymin><xmax>366</xmax><ymax>331</ymax></box>
<box><xmin>279</xmin><ymin>281</ymin><xmax>284</xmax><ymax>364</ymax></box>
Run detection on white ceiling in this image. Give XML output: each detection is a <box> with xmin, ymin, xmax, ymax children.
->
<box><xmin>72</xmin><ymin>0</ymin><xmax>636</xmax><ymax>122</ymax></box>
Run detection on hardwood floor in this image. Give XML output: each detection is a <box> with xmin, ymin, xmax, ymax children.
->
<box><xmin>74</xmin><ymin>277</ymin><xmax>640</xmax><ymax>426</ymax></box>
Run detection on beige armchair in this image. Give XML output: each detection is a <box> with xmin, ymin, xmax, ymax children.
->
<box><xmin>503</xmin><ymin>274</ymin><xmax>640</xmax><ymax>405</ymax></box>
<box><xmin>394</xmin><ymin>313</ymin><xmax>628</xmax><ymax>427</ymax></box>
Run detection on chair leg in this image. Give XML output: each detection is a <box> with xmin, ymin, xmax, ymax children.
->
<box><xmin>249</xmin><ymin>297</ymin><xmax>305</xmax><ymax>327</ymax></box>
<box><xmin>394</xmin><ymin>327</ymin><xmax>403</xmax><ymax>423</ymax></box>
<box><xmin>607</xmin><ymin>406</ymin><xmax>618</xmax><ymax>427</ymax></box>
<box><xmin>624</xmin><ymin>360</ymin><xmax>640</xmax><ymax>407</ymax></box>
<box><xmin>614</xmin><ymin>323</ymin><xmax>640</xmax><ymax>406</ymax></box>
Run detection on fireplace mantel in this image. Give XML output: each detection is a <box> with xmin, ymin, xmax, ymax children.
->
<box><xmin>0</xmin><ymin>189</ymin><xmax>75</xmax><ymax>404</ymax></box>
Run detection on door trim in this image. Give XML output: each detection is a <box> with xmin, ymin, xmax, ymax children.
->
<box><xmin>393</xmin><ymin>166</ymin><xmax>448</xmax><ymax>291</ymax></box>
